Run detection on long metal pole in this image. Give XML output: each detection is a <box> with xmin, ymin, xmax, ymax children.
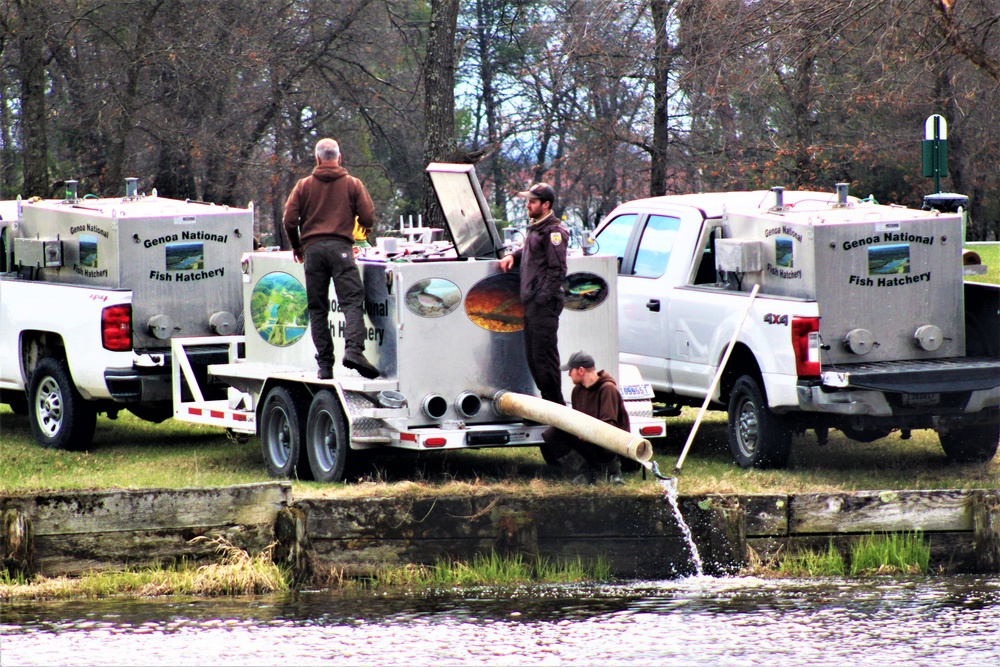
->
<box><xmin>673</xmin><ymin>284</ymin><xmax>760</xmax><ymax>474</ymax></box>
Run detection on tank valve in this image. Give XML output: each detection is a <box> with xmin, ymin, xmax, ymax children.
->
<box><xmin>914</xmin><ymin>324</ymin><xmax>943</xmax><ymax>351</ymax></box>
<box><xmin>148</xmin><ymin>314</ymin><xmax>174</xmax><ymax>340</ymax></box>
<box><xmin>844</xmin><ymin>328</ymin><xmax>875</xmax><ymax>355</ymax></box>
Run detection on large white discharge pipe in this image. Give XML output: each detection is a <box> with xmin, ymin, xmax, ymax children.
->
<box><xmin>493</xmin><ymin>391</ymin><xmax>653</xmax><ymax>463</ymax></box>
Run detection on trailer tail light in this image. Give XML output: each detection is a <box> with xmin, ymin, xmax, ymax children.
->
<box><xmin>102</xmin><ymin>305</ymin><xmax>132</xmax><ymax>351</ymax></box>
<box><xmin>792</xmin><ymin>316</ymin><xmax>820</xmax><ymax>377</ymax></box>
<box><xmin>423</xmin><ymin>437</ymin><xmax>447</xmax><ymax>448</ymax></box>
<box><xmin>640</xmin><ymin>424</ymin><xmax>664</xmax><ymax>437</ymax></box>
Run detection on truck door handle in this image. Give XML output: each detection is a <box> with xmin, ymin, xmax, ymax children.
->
<box><xmin>646</xmin><ymin>299</ymin><xmax>660</xmax><ymax>312</ymax></box>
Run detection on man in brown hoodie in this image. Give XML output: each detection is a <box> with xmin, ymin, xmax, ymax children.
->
<box><xmin>542</xmin><ymin>350</ymin><xmax>629</xmax><ymax>485</ymax></box>
<box><xmin>283</xmin><ymin>138</ymin><xmax>379</xmax><ymax>380</ymax></box>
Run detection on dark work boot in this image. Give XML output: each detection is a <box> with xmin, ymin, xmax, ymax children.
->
<box><xmin>343</xmin><ymin>350</ymin><xmax>379</xmax><ymax>379</ymax></box>
<box><xmin>317</xmin><ymin>365</ymin><xmax>333</xmax><ymax>380</ymax></box>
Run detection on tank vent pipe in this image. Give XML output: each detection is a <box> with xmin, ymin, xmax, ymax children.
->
<box><xmin>126</xmin><ymin>177</ymin><xmax>139</xmax><ymax>199</ymax></box>
<box><xmin>65</xmin><ymin>180</ymin><xmax>79</xmax><ymax>203</ymax></box>
<box><xmin>835</xmin><ymin>183</ymin><xmax>849</xmax><ymax>206</ymax></box>
<box><xmin>770</xmin><ymin>186</ymin><xmax>784</xmax><ymax>210</ymax></box>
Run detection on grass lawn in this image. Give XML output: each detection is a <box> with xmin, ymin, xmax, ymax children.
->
<box><xmin>965</xmin><ymin>242</ymin><xmax>999</xmax><ymax>284</ymax></box>
<box><xmin>2</xmin><ymin>245</ymin><xmax>996</xmax><ymax>499</ymax></box>
<box><xmin>3</xmin><ymin>404</ymin><xmax>996</xmax><ymax>499</ymax></box>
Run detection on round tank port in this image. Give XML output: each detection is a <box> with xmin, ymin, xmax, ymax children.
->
<box><xmin>148</xmin><ymin>314</ymin><xmax>174</xmax><ymax>340</ymax></box>
<box><xmin>914</xmin><ymin>324</ymin><xmax>943</xmax><ymax>351</ymax></box>
<box><xmin>422</xmin><ymin>394</ymin><xmax>448</xmax><ymax>419</ymax></box>
<box><xmin>455</xmin><ymin>392</ymin><xmax>482</xmax><ymax>418</ymax></box>
<box><xmin>844</xmin><ymin>328</ymin><xmax>875</xmax><ymax>355</ymax></box>
<box><xmin>209</xmin><ymin>311</ymin><xmax>237</xmax><ymax>335</ymax></box>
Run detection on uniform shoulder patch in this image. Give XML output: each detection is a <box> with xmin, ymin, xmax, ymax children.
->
<box><xmin>550</xmin><ymin>232</ymin><xmax>563</xmax><ymax>246</ymax></box>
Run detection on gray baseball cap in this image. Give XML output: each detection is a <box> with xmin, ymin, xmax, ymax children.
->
<box><xmin>560</xmin><ymin>350</ymin><xmax>595</xmax><ymax>370</ymax></box>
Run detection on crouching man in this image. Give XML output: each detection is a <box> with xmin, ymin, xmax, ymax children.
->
<box><xmin>542</xmin><ymin>350</ymin><xmax>630</xmax><ymax>485</ymax></box>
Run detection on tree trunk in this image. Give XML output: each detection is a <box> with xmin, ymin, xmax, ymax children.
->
<box><xmin>422</xmin><ymin>0</ymin><xmax>461</xmax><ymax>228</ymax></box>
<box><xmin>649</xmin><ymin>0</ymin><xmax>673</xmax><ymax>197</ymax></box>
<box><xmin>16</xmin><ymin>0</ymin><xmax>49</xmax><ymax>197</ymax></box>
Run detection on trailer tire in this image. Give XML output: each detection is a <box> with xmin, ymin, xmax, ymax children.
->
<box><xmin>938</xmin><ymin>417</ymin><xmax>999</xmax><ymax>464</ymax></box>
<box><xmin>727</xmin><ymin>375</ymin><xmax>792</xmax><ymax>469</ymax></box>
<box><xmin>305</xmin><ymin>390</ymin><xmax>349</xmax><ymax>483</ymax></box>
<box><xmin>260</xmin><ymin>386</ymin><xmax>310</xmax><ymax>479</ymax></box>
<box><xmin>28</xmin><ymin>357</ymin><xmax>96</xmax><ymax>451</ymax></box>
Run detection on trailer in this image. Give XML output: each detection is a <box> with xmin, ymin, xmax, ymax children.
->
<box><xmin>171</xmin><ymin>164</ymin><xmax>665</xmax><ymax>481</ymax></box>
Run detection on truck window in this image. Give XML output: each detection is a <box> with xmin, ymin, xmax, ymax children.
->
<box><xmin>594</xmin><ymin>214</ymin><xmax>637</xmax><ymax>272</ymax></box>
<box><xmin>632</xmin><ymin>215</ymin><xmax>681</xmax><ymax>278</ymax></box>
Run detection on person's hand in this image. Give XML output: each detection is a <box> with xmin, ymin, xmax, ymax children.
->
<box><xmin>498</xmin><ymin>255</ymin><xmax>514</xmax><ymax>272</ymax></box>
<box><xmin>292</xmin><ymin>248</ymin><xmax>304</xmax><ymax>263</ymax></box>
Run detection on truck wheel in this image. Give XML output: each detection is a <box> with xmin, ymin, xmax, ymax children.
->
<box><xmin>305</xmin><ymin>390</ymin><xmax>349</xmax><ymax>483</ymax></box>
<box><xmin>306</xmin><ymin>389</ymin><xmax>350</xmax><ymax>482</ymax></box>
<box><xmin>260</xmin><ymin>386</ymin><xmax>310</xmax><ymax>479</ymax></box>
<box><xmin>28</xmin><ymin>357</ymin><xmax>97</xmax><ymax>451</ymax></box>
<box><xmin>727</xmin><ymin>375</ymin><xmax>792</xmax><ymax>469</ymax></box>
<box><xmin>938</xmin><ymin>418</ymin><xmax>999</xmax><ymax>464</ymax></box>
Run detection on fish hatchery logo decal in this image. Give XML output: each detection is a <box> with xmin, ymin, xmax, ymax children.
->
<box><xmin>250</xmin><ymin>271</ymin><xmax>309</xmax><ymax>347</ymax></box>
<box><xmin>465</xmin><ymin>272</ymin><xmax>524</xmax><ymax>332</ymax></box>
<box><xmin>405</xmin><ymin>278</ymin><xmax>462</xmax><ymax>318</ymax></box>
<box><xmin>564</xmin><ymin>272</ymin><xmax>609</xmax><ymax>311</ymax></box>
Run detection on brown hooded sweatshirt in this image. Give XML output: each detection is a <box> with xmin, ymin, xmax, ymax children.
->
<box><xmin>282</xmin><ymin>164</ymin><xmax>375</xmax><ymax>252</ymax></box>
<box><xmin>571</xmin><ymin>370</ymin><xmax>631</xmax><ymax>431</ymax></box>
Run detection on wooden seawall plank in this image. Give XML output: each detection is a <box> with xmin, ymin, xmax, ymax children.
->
<box><xmin>0</xmin><ymin>483</ymin><xmax>292</xmax><ymax>535</ymax></box>
<box><xmin>0</xmin><ymin>483</ymin><xmax>291</xmax><ymax>577</ymax></box>
<box><xmin>789</xmin><ymin>490</ymin><xmax>975</xmax><ymax>534</ymax></box>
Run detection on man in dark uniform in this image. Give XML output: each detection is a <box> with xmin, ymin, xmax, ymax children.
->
<box><xmin>543</xmin><ymin>350</ymin><xmax>629</xmax><ymax>485</ymax></box>
<box><xmin>499</xmin><ymin>182</ymin><xmax>569</xmax><ymax>406</ymax></box>
<box><xmin>283</xmin><ymin>138</ymin><xmax>380</xmax><ymax>380</ymax></box>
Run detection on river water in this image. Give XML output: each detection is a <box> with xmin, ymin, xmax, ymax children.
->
<box><xmin>3</xmin><ymin>575</ymin><xmax>999</xmax><ymax>666</ymax></box>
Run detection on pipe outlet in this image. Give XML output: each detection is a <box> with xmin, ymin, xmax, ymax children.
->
<box><xmin>455</xmin><ymin>391</ymin><xmax>482</xmax><ymax>418</ymax></box>
<box><xmin>422</xmin><ymin>394</ymin><xmax>448</xmax><ymax>419</ymax></box>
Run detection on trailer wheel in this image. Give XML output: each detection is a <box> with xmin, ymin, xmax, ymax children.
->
<box><xmin>305</xmin><ymin>390</ymin><xmax>350</xmax><ymax>483</ymax></box>
<box><xmin>260</xmin><ymin>386</ymin><xmax>310</xmax><ymax>479</ymax></box>
<box><xmin>938</xmin><ymin>416</ymin><xmax>999</xmax><ymax>464</ymax></box>
<box><xmin>28</xmin><ymin>357</ymin><xmax>96</xmax><ymax>451</ymax></box>
<box><xmin>727</xmin><ymin>375</ymin><xmax>792</xmax><ymax>469</ymax></box>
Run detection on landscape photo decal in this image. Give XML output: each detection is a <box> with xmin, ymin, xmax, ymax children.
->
<box><xmin>251</xmin><ymin>271</ymin><xmax>309</xmax><ymax>346</ymax></box>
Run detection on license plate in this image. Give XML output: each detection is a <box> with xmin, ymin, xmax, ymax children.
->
<box><xmin>902</xmin><ymin>392</ymin><xmax>940</xmax><ymax>406</ymax></box>
<box><xmin>620</xmin><ymin>383</ymin><xmax>655</xmax><ymax>400</ymax></box>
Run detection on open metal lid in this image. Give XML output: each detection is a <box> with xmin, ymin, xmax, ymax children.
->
<box><xmin>426</xmin><ymin>163</ymin><xmax>503</xmax><ymax>259</ymax></box>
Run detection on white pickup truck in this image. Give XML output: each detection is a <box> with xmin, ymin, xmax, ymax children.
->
<box><xmin>0</xmin><ymin>192</ymin><xmax>253</xmax><ymax>449</ymax></box>
<box><xmin>592</xmin><ymin>188</ymin><xmax>1000</xmax><ymax>468</ymax></box>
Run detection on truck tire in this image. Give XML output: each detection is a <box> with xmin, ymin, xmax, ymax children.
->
<box><xmin>260</xmin><ymin>386</ymin><xmax>310</xmax><ymax>479</ymax></box>
<box><xmin>305</xmin><ymin>390</ymin><xmax>350</xmax><ymax>483</ymax></box>
<box><xmin>28</xmin><ymin>357</ymin><xmax>97</xmax><ymax>451</ymax></box>
<box><xmin>938</xmin><ymin>417</ymin><xmax>1000</xmax><ymax>464</ymax></box>
<box><xmin>727</xmin><ymin>375</ymin><xmax>792</xmax><ymax>469</ymax></box>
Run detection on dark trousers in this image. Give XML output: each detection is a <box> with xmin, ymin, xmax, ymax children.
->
<box><xmin>524</xmin><ymin>300</ymin><xmax>565</xmax><ymax>405</ymax></box>
<box><xmin>304</xmin><ymin>238</ymin><xmax>366</xmax><ymax>366</ymax></box>
<box><xmin>542</xmin><ymin>426</ymin><xmax>618</xmax><ymax>466</ymax></box>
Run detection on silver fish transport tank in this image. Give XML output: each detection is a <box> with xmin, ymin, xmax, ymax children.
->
<box><xmin>723</xmin><ymin>201</ymin><xmax>965</xmax><ymax>364</ymax></box>
<box><xmin>239</xmin><ymin>163</ymin><xmax>620</xmax><ymax>427</ymax></box>
<box><xmin>10</xmin><ymin>191</ymin><xmax>254</xmax><ymax>349</ymax></box>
